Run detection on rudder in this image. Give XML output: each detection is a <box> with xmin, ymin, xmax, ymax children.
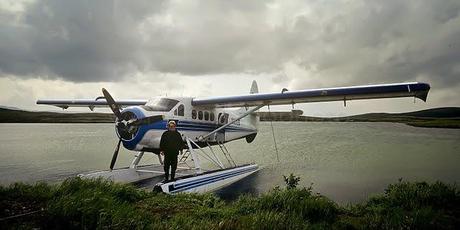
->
<box><xmin>250</xmin><ymin>80</ymin><xmax>258</xmax><ymax>94</ymax></box>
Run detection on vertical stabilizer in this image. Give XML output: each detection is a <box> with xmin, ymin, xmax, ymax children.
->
<box><xmin>244</xmin><ymin>81</ymin><xmax>260</xmax><ymax>142</ymax></box>
<box><xmin>250</xmin><ymin>80</ymin><xmax>258</xmax><ymax>94</ymax></box>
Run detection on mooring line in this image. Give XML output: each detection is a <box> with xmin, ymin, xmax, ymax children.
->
<box><xmin>268</xmin><ymin>105</ymin><xmax>280</xmax><ymax>163</ymax></box>
<box><xmin>0</xmin><ymin>209</ymin><xmax>44</xmax><ymax>221</ymax></box>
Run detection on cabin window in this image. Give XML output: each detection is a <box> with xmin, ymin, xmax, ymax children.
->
<box><xmin>210</xmin><ymin>112</ymin><xmax>215</xmax><ymax>121</ymax></box>
<box><xmin>204</xmin><ymin>111</ymin><xmax>209</xmax><ymax>121</ymax></box>
<box><xmin>192</xmin><ymin>110</ymin><xmax>197</xmax><ymax>119</ymax></box>
<box><xmin>178</xmin><ymin>104</ymin><xmax>184</xmax><ymax>116</ymax></box>
<box><xmin>198</xmin><ymin>111</ymin><xmax>203</xmax><ymax>120</ymax></box>
<box><xmin>174</xmin><ymin>109</ymin><xmax>178</xmax><ymax>116</ymax></box>
<box><xmin>141</xmin><ymin>98</ymin><xmax>179</xmax><ymax>111</ymax></box>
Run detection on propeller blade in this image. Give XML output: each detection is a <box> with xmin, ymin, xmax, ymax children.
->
<box><xmin>110</xmin><ymin>139</ymin><xmax>122</xmax><ymax>170</ymax></box>
<box><xmin>102</xmin><ymin>88</ymin><xmax>122</xmax><ymax>120</ymax></box>
<box><xmin>129</xmin><ymin>115</ymin><xmax>164</xmax><ymax>126</ymax></box>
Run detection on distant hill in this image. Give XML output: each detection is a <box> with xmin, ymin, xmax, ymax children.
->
<box><xmin>259</xmin><ymin>107</ymin><xmax>460</xmax><ymax>120</ymax></box>
<box><xmin>398</xmin><ymin>107</ymin><xmax>460</xmax><ymax>118</ymax></box>
<box><xmin>260</xmin><ymin>107</ymin><xmax>460</xmax><ymax>129</ymax></box>
<box><xmin>0</xmin><ymin>108</ymin><xmax>114</xmax><ymax>123</ymax></box>
<box><xmin>0</xmin><ymin>107</ymin><xmax>459</xmax><ymax>128</ymax></box>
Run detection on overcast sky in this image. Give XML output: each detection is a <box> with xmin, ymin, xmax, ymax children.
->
<box><xmin>0</xmin><ymin>0</ymin><xmax>459</xmax><ymax>116</ymax></box>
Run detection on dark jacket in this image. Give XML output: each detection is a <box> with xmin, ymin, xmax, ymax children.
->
<box><xmin>160</xmin><ymin>130</ymin><xmax>183</xmax><ymax>156</ymax></box>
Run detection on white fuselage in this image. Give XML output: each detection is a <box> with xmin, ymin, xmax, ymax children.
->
<box><xmin>118</xmin><ymin>97</ymin><xmax>259</xmax><ymax>153</ymax></box>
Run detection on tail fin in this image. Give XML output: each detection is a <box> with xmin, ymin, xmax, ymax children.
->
<box><xmin>245</xmin><ymin>80</ymin><xmax>259</xmax><ymax>142</ymax></box>
<box><xmin>250</xmin><ymin>80</ymin><xmax>258</xmax><ymax>94</ymax></box>
<box><xmin>237</xmin><ymin>80</ymin><xmax>259</xmax><ymax>134</ymax></box>
<box><xmin>238</xmin><ymin>80</ymin><xmax>259</xmax><ymax>113</ymax></box>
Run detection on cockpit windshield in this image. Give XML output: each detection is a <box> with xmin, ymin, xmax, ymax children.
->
<box><xmin>141</xmin><ymin>98</ymin><xmax>179</xmax><ymax>112</ymax></box>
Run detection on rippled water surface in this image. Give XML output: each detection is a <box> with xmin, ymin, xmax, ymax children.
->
<box><xmin>1</xmin><ymin>122</ymin><xmax>459</xmax><ymax>203</ymax></box>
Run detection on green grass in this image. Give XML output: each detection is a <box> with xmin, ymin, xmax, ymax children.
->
<box><xmin>1</xmin><ymin>177</ymin><xmax>459</xmax><ymax>229</ymax></box>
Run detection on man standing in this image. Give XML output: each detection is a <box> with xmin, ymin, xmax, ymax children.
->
<box><xmin>160</xmin><ymin>120</ymin><xmax>183</xmax><ymax>182</ymax></box>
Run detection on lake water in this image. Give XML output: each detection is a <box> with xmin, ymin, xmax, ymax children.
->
<box><xmin>0</xmin><ymin>122</ymin><xmax>459</xmax><ymax>204</ymax></box>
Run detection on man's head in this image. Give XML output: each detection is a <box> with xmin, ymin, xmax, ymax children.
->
<box><xmin>167</xmin><ymin>120</ymin><xmax>177</xmax><ymax>131</ymax></box>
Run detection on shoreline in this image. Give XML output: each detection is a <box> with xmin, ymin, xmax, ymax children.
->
<box><xmin>1</xmin><ymin>107</ymin><xmax>459</xmax><ymax>129</ymax></box>
<box><xmin>1</xmin><ymin>120</ymin><xmax>459</xmax><ymax>129</ymax></box>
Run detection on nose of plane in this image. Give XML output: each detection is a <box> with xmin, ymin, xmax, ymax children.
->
<box><xmin>115</xmin><ymin>107</ymin><xmax>164</xmax><ymax>151</ymax></box>
<box><xmin>115</xmin><ymin>110</ymin><xmax>140</xmax><ymax>141</ymax></box>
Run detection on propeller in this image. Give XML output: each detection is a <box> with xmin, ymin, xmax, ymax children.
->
<box><xmin>102</xmin><ymin>88</ymin><xmax>122</xmax><ymax>120</ymax></box>
<box><xmin>108</xmin><ymin>115</ymin><xmax>162</xmax><ymax>170</ymax></box>
<box><xmin>110</xmin><ymin>139</ymin><xmax>122</xmax><ymax>170</ymax></box>
<box><xmin>101</xmin><ymin>88</ymin><xmax>164</xmax><ymax>170</ymax></box>
<box><xmin>102</xmin><ymin>88</ymin><xmax>163</xmax><ymax>128</ymax></box>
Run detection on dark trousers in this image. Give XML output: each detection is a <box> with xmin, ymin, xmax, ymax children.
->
<box><xmin>164</xmin><ymin>153</ymin><xmax>178</xmax><ymax>181</ymax></box>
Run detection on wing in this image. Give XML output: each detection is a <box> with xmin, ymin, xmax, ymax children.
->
<box><xmin>192</xmin><ymin>82</ymin><xmax>430</xmax><ymax>108</ymax></box>
<box><xmin>36</xmin><ymin>99</ymin><xmax>148</xmax><ymax>110</ymax></box>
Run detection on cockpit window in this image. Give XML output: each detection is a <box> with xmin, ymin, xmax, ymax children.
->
<box><xmin>141</xmin><ymin>98</ymin><xmax>179</xmax><ymax>112</ymax></box>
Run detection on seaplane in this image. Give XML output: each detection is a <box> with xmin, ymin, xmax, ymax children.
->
<box><xmin>37</xmin><ymin>81</ymin><xmax>430</xmax><ymax>194</ymax></box>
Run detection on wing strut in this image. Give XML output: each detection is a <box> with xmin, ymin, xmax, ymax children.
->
<box><xmin>199</xmin><ymin>104</ymin><xmax>265</xmax><ymax>141</ymax></box>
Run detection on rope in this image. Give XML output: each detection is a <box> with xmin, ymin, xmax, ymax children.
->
<box><xmin>268</xmin><ymin>105</ymin><xmax>280</xmax><ymax>162</ymax></box>
<box><xmin>0</xmin><ymin>209</ymin><xmax>44</xmax><ymax>221</ymax></box>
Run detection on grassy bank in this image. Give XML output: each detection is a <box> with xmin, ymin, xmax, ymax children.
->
<box><xmin>1</xmin><ymin>176</ymin><xmax>459</xmax><ymax>229</ymax></box>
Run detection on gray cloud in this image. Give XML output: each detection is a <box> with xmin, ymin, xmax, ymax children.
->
<box><xmin>0</xmin><ymin>0</ymin><xmax>165</xmax><ymax>81</ymax></box>
<box><xmin>0</xmin><ymin>0</ymin><xmax>459</xmax><ymax>92</ymax></box>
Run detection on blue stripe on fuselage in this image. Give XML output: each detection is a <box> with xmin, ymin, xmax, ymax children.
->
<box><xmin>120</xmin><ymin>107</ymin><xmax>256</xmax><ymax>150</ymax></box>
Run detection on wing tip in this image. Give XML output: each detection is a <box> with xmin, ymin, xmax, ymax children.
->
<box><xmin>414</xmin><ymin>82</ymin><xmax>431</xmax><ymax>102</ymax></box>
<box><xmin>416</xmin><ymin>91</ymin><xmax>429</xmax><ymax>102</ymax></box>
